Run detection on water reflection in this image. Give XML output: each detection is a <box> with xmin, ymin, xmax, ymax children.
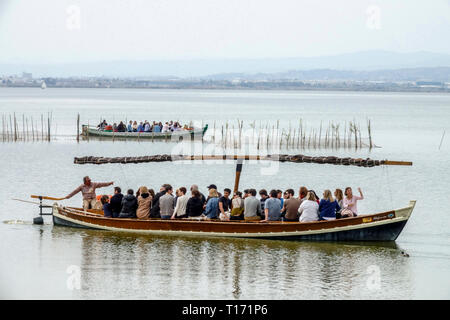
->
<box><xmin>49</xmin><ymin>227</ymin><xmax>413</xmax><ymax>299</ymax></box>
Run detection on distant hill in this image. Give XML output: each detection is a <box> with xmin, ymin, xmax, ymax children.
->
<box><xmin>206</xmin><ymin>67</ymin><xmax>450</xmax><ymax>82</ymax></box>
<box><xmin>1</xmin><ymin>51</ymin><xmax>450</xmax><ymax>78</ymax></box>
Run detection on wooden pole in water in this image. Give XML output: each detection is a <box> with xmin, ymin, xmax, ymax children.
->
<box><xmin>77</xmin><ymin>113</ymin><xmax>80</xmax><ymax>142</ymax></box>
<box><xmin>13</xmin><ymin>113</ymin><xmax>17</xmax><ymax>141</ymax></box>
<box><xmin>233</xmin><ymin>158</ymin><xmax>243</xmax><ymax>193</ymax></box>
<box><xmin>368</xmin><ymin>118</ymin><xmax>373</xmax><ymax>149</ymax></box>
<box><xmin>47</xmin><ymin>113</ymin><xmax>51</xmax><ymax>141</ymax></box>
<box><xmin>41</xmin><ymin>114</ymin><xmax>44</xmax><ymax>141</ymax></box>
<box><xmin>25</xmin><ymin>117</ymin><xmax>29</xmax><ymax>141</ymax></box>
<box><xmin>31</xmin><ymin>116</ymin><xmax>35</xmax><ymax>141</ymax></box>
<box><xmin>22</xmin><ymin>114</ymin><xmax>25</xmax><ymax>140</ymax></box>
<box><xmin>438</xmin><ymin>129</ymin><xmax>445</xmax><ymax>150</ymax></box>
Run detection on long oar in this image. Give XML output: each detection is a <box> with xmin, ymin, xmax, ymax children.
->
<box><xmin>12</xmin><ymin>198</ymin><xmax>42</xmax><ymax>205</ymax></box>
<box><xmin>30</xmin><ymin>195</ymin><xmax>66</xmax><ymax>201</ymax></box>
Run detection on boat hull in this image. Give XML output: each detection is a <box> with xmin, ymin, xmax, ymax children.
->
<box><xmin>81</xmin><ymin>125</ymin><xmax>208</xmax><ymax>140</ymax></box>
<box><xmin>52</xmin><ymin>201</ymin><xmax>415</xmax><ymax>241</ymax></box>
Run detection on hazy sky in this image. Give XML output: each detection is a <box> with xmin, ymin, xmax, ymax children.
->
<box><xmin>0</xmin><ymin>0</ymin><xmax>449</xmax><ymax>63</ymax></box>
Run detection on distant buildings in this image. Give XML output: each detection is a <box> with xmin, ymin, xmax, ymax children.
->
<box><xmin>1</xmin><ymin>72</ymin><xmax>449</xmax><ymax>92</ymax></box>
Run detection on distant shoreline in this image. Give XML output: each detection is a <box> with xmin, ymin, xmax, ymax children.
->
<box><xmin>1</xmin><ymin>84</ymin><xmax>449</xmax><ymax>93</ymax></box>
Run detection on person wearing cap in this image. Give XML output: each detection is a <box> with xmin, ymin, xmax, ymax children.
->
<box><xmin>205</xmin><ymin>184</ymin><xmax>221</xmax><ymax>207</ymax></box>
<box><xmin>65</xmin><ymin>176</ymin><xmax>113</xmax><ymax>211</ymax></box>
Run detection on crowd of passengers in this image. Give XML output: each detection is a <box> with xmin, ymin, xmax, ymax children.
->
<box><xmin>65</xmin><ymin>177</ymin><xmax>364</xmax><ymax>222</ymax></box>
<box><xmin>97</xmin><ymin>119</ymin><xmax>192</xmax><ymax>133</ymax></box>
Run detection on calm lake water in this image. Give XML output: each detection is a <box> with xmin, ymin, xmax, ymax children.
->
<box><xmin>0</xmin><ymin>88</ymin><xmax>449</xmax><ymax>299</ymax></box>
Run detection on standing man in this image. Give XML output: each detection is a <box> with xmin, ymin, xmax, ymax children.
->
<box><xmin>65</xmin><ymin>176</ymin><xmax>113</xmax><ymax>211</ymax></box>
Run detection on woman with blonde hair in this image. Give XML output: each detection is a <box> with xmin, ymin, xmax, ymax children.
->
<box><xmin>298</xmin><ymin>191</ymin><xmax>319</xmax><ymax>222</ymax></box>
<box><xmin>318</xmin><ymin>189</ymin><xmax>341</xmax><ymax>221</ymax></box>
<box><xmin>342</xmin><ymin>187</ymin><xmax>364</xmax><ymax>218</ymax></box>
<box><xmin>334</xmin><ymin>189</ymin><xmax>344</xmax><ymax>218</ymax></box>
<box><xmin>136</xmin><ymin>186</ymin><xmax>152</xmax><ymax>219</ymax></box>
<box><xmin>205</xmin><ymin>188</ymin><xmax>220</xmax><ymax>219</ymax></box>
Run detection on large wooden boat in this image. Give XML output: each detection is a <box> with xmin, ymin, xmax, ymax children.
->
<box><xmin>51</xmin><ymin>200</ymin><xmax>415</xmax><ymax>241</ymax></box>
<box><xmin>81</xmin><ymin>124</ymin><xmax>208</xmax><ymax>140</ymax></box>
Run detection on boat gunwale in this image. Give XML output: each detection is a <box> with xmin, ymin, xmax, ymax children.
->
<box><xmin>57</xmin><ymin>201</ymin><xmax>414</xmax><ymax>228</ymax></box>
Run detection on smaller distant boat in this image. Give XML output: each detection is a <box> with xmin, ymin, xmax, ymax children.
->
<box><xmin>81</xmin><ymin>124</ymin><xmax>208</xmax><ymax>140</ymax></box>
<box><xmin>41</xmin><ymin>81</ymin><xmax>47</xmax><ymax>89</ymax></box>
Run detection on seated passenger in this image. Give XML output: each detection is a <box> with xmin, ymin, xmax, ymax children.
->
<box><xmin>277</xmin><ymin>190</ymin><xmax>284</xmax><ymax>209</ymax></box>
<box><xmin>144</xmin><ymin>121</ymin><xmax>151</xmax><ymax>132</ymax></box>
<box><xmin>137</xmin><ymin>122</ymin><xmax>144</xmax><ymax>132</ymax></box>
<box><xmin>162</xmin><ymin>122</ymin><xmax>170</xmax><ymax>133</ymax></box>
<box><xmin>127</xmin><ymin>121</ymin><xmax>133</xmax><ymax>132</ymax></box>
<box><xmin>298</xmin><ymin>191</ymin><xmax>319</xmax><ymax>222</ymax></box>
<box><xmin>261</xmin><ymin>189</ymin><xmax>282</xmax><ymax>222</ymax></box>
<box><xmin>342</xmin><ymin>187</ymin><xmax>364</xmax><ymax>217</ymax></box>
<box><xmin>153</xmin><ymin>123</ymin><xmax>161</xmax><ymax>132</ymax></box>
<box><xmin>218</xmin><ymin>188</ymin><xmax>232</xmax><ymax>221</ymax></box>
<box><xmin>119</xmin><ymin>189</ymin><xmax>138</xmax><ymax>218</ymax></box>
<box><xmin>318</xmin><ymin>189</ymin><xmax>341</xmax><ymax>221</ymax></box>
<box><xmin>172</xmin><ymin>187</ymin><xmax>189</xmax><ymax>219</ymax></box>
<box><xmin>309</xmin><ymin>189</ymin><xmax>320</xmax><ymax>204</ymax></box>
<box><xmin>97</xmin><ymin>120</ymin><xmax>107</xmax><ymax>130</ymax></box>
<box><xmin>110</xmin><ymin>187</ymin><xmax>123</xmax><ymax>218</ymax></box>
<box><xmin>117</xmin><ymin>121</ymin><xmax>126</xmax><ymax>132</ymax></box>
<box><xmin>230</xmin><ymin>191</ymin><xmax>245</xmax><ymax>220</ymax></box>
<box><xmin>132</xmin><ymin>121</ymin><xmax>138</xmax><ymax>132</ymax></box>
<box><xmin>100</xmin><ymin>195</ymin><xmax>113</xmax><ymax>217</ymax></box>
<box><xmin>137</xmin><ymin>186</ymin><xmax>152</xmax><ymax>219</ymax></box>
<box><xmin>186</xmin><ymin>190</ymin><xmax>204</xmax><ymax>217</ymax></box>
<box><xmin>244</xmin><ymin>189</ymin><xmax>262</xmax><ymax>221</ymax></box>
<box><xmin>334</xmin><ymin>188</ymin><xmax>344</xmax><ymax>218</ymax></box>
<box><xmin>282</xmin><ymin>189</ymin><xmax>301</xmax><ymax>221</ymax></box>
<box><xmin>159</xmin><ymin>184</ymin><xmax>175</xmax><ymax>219</ymax></box>
<box><xmin>259</xmin><ymin>189</ymin><xmax>269</xmax><ymax>213</ymax></box>
<box><xmin>205</xmin><ymin>188</ymin><xmax>220</xmax><ymax>219</ymax></box>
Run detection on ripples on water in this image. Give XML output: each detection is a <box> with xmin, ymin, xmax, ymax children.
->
<box><xmin>1</xmin><ymin>89</ymin><xmax>449</xmax><ymax>299</ymax></box>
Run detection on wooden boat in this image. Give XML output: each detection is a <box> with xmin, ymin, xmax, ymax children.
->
<box><xmin>81</xmin><ymin>124</ymin><xmax>208</xmax><ymax>140</ymax></box>
<box><xmin>51</xmin><ymin>200</ymin><xmax>416</xmax><ymax>241</ymax></box>
<box><xmin>27</xmin><ymin>154</ymin><xmax>414</xmax><ymax>242</ymax></box>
